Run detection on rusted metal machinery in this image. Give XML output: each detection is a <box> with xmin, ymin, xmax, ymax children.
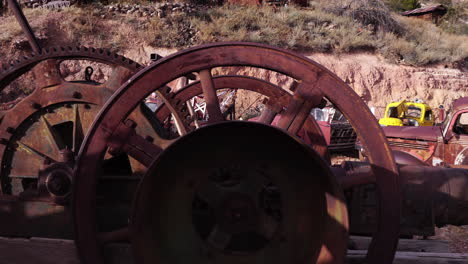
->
<box><xmin>73</xmin><ymin>42</ymin><xmax>401</xmax><ymax>264</ymax></box>
<box><xmin>338</xmin><ymin>161</ymin><xmax>468</xmax><ymax>237</ymax></box>
<box><xmin>0</xmin><ymin>0</ymin><xmax>166</xmax><ymax>238</ymax></box>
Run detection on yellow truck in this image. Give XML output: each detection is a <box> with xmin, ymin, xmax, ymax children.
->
<box><xmin>379</xmin><ymin>100</ymin><xmax>435</xmax><ymax>126</ymax></box>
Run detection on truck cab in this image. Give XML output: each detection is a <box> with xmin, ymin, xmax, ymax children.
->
<box><xmin>379</xmin><ymin>100</ymin><xmax>435</xmax><ymax>127</ymax></box>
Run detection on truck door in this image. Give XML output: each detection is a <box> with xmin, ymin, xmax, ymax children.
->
<box><xmin>446</xmin><ymin>111</ymin><xmax>468</xmax><ymax>165</ymax></box>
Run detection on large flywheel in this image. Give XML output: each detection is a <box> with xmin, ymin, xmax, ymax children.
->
<box><xmin>73</xmin><ymin>42</ymin><xmax>401</xmax><ymax>264</ymax></box>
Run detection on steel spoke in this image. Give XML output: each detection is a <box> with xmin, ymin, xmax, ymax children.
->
<box><xmin>258</xmin><ymin>99</ymin><xmax>283</xmax><ymax>125</ymax></box>
<box><xmin>16</xmin><ymin>141</ymin><xmax>57</xmax><ymax>162</ymax></box>
<box><xmin>40</xmin><ymin>116</ymin><xmax>65</xmax><ymax>152</ymax></box>
<box><xmin>156</xmin><ymin>87</ymin><xmax>190</xmax><ymax>136</ymax></box>
<box><xmin>199</xmin><ymin>69</ymin><xmax>224</xmax><ymax>123</ymax></box>
<box><xmin>72</xmin><ymin>104</ymin><xmax>84</xmax><ymax>153</ymax></box>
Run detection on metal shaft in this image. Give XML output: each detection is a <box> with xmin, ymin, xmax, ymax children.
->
<box><xmin>7</xmin><ymin>0</ymin><xmax>41</xmax><ymax>53</ymax></box>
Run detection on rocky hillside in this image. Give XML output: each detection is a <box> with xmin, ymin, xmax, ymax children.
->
<box><xmin>118</xmin><ymin>45</ymin><xmax>468</xmax><ymax>119</ymax></box>
<box><xmin>309</xmin><ymin>53</ymin><xmax>468</xmax><ymax>118</ymax></box>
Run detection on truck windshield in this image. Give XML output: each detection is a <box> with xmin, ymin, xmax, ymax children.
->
<box><xmin>406</xmin><ymin>106</ymin><xmax>421</xmax><ymax>118</ymax></box>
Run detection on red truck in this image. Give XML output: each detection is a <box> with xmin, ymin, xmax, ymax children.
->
<box><xmin>358</xmin><ymin>97</ymin><xmax>468</xmax><ymax>166</ymax></box>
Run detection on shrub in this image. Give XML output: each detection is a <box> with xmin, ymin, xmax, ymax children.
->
<box><xmin>323</xmin><ymin>0</ymin><xmax>404</xmax><ymax>34</ymax></box>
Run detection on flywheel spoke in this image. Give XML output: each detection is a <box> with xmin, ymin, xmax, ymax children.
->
<box><xmin>106</xmin><ymin>120</ymin><xmax>171</xmax><ymax>167</ymax></box>
<box><xmin>40</xmin><ymin>116</ymin><xmax>66</xmax><ymax>153</ymax></box>
<box><xmin>258</xmin><ymin>100</ymin><xmax>283</xmax><ymax>125</ymax></box>
<box><xmin>16</xmin><ymin>141</ymin><xmax>57</xmax><ymax>163</ymax></box>
<box><xmin>72</xmin><ymin>104</ymin><xmax>85</xmax><ymax>153</ymax></box>
<box><xmin>199</xmin><ymin>69</ymin><xmax>224</xmax><ymax>123</ymax></box>
<box><xmin>156</xmin><ymin>87</ymin><xmax>190</xmax><ymax>136</ymax></box>
<box><xmin>113</xmin><ymin>133</ymin><xmax>166</xmax><ymax>168</ymax></box>
<box><xmin>277</xmin><ymin>81</ymin><xmax>323</xmax><ymax>134</ymax></box>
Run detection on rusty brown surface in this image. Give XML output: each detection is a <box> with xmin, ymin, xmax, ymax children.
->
<box><xmin>386</xmin><ymin>137</ymin><xmax>437</xmax><ymax>164</ymax></box>
<box><xmin>0</xmin><ymin>45</ymin><xmax>162</xmax><ymax>244</ymax></box>
<box><xmin>73</xmin><ymin>42</ymin><xmax>400</xmax><ymax>264</ymax></box>
<box><xmin>340</xmin><ymin>162</ymin><xmax>468</xmax><ymax>237</ymax></box>
<box><xmin>383</xmin><ymin>126</ymin><xmax>442</xmax><ymax>142</ymax></box>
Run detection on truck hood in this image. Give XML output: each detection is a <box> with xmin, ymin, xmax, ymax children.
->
<box><xmin>382</xmin><ymin>126</ymin><xmax>442</xmax><ymax>142</ymax></box>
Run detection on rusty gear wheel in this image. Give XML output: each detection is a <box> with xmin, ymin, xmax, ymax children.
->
<box><xmin>74</xmin><ymin>42</ymin><xmax>400</xmax><ymax>264</ymax></box>
<box><xmin>0</xmin><ymin>46</ymin><xmax>164</xmax><ymax>205</ymax></box>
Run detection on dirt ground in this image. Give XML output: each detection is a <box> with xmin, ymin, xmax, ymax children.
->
<box><xmin>433</xmin><ymin>225</ymin><xmax>468</xmax><ymax>253</ymax></box>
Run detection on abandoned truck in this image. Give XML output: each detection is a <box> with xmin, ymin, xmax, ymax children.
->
<box><xmin>310</xmin><ymin>107</ymin><xmax>357</xmax><ymax>151</ymax></box>
<box><xmin>358</xmin><ymin>97</ymin><xmax>468</xmax><ymax>166</ymax></box>
<box><xmin>378</xmin><ymin>100</ymin><xmax>435</xmax><ymax>127</ymax></box>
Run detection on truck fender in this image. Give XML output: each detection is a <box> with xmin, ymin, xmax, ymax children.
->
<box><xmin>393</xmin><ymin>150</ymin><xmax>427</xmax><ymax>166</ymax></box>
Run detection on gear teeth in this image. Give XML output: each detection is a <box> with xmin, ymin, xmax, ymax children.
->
<box><xmin>0</xmin><ymin>45</ymin><xmax>143</xmax><ymax>92</ymax></box>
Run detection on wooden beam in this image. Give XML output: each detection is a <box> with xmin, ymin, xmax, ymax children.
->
<box><xmin>350</xmin><ymin>236</ymin><xmax>450</xmax><ymax>253</ymax></box>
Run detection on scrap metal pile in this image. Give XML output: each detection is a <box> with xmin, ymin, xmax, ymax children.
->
<box><xmin>1</xmin><ymin>1</ymin><xmax>468</xmax><ymax>264</ymax></box>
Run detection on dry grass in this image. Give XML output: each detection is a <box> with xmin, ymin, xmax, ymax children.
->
<box><xmin>144</xmin><ymin>13</ymin><xmax>196</xmax><ymax>47</ymax></box>
<box><xmin>0</xmin><ymin>2</ymin><xmax>467</xmax><ymax>67</ymax></box>
<box><xmin>379</xmin><ymin>16</ymin><xmax>468</xmax><ymax>65</ymax></box>
<box><xmin>192</xmin><ymin>5</ymin><xmax>377</xmax><ymax>52</ymax></box>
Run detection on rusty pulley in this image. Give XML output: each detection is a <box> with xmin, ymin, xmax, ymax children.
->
<box><xmin>73</xmin><ymin>42</ymin><xmax>400</xmax><ymax>264</ymax></box>
<box><xmin>132</xmin><ymin>121</ymin><xmax>347</xmax><ymax>264</ymax></box>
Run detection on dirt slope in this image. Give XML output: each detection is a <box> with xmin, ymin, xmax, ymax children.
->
<box><xmin>308</xmin><ymin>53</ymin><xmax>468</xmax><ymax>118</ymax></box>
